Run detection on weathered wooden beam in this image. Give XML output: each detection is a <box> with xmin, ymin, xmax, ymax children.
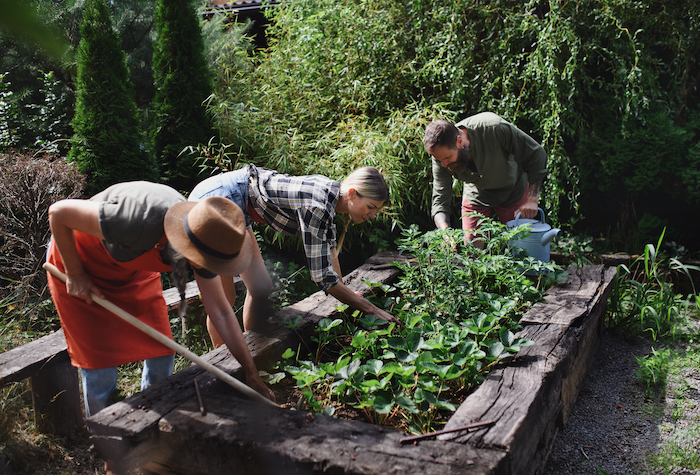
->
<box><xmin>88</xmin><ymin>254</ymin><xmax>616</xmax><ymax>475</ymax></box>
<box><xmin>30</xmin><ymin>355</ymin><xmax>82</xmax><ymax>436</ymax></box>
<box><xmin>144</xmin><ymin>395</ymin><xmax>508</xmax><ymax>475</ymax></box>
<box><xmin>441</xmin><ymin>265</ymin><xmax>616</xmax><ymax>475</ymax></box>
<box><xmin>0</xmin><ymin>329</ymin><xmax>82</xmax><ymax>436</ymax></box>
<box><xmin>0</xmin><ymin>329</ymin><xmax>69</xmax><ymax>385</ymax></box>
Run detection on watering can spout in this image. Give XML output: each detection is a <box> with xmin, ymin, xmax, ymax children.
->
<box><xmin>540</xmin><ymin>228</ymin><xmax>560</xmax><ymax>246</ymax></box>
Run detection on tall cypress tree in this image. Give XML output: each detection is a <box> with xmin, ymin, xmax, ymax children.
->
<box><xmin>151</xmin><ymin>0</ymin><xmax>216</xmax><ymax>193</ymax></box>
<box><xmin>67</xmin><ymin>0</ymin><xmax>158</xmax><ymax>195</ymax></box>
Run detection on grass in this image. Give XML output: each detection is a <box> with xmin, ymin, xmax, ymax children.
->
<box><xmin>649</xmin><ymin>344</ymin><xmax>700</xmax><ymax>473</ymax></box>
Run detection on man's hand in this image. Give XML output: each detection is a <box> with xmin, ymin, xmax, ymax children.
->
<box><xmin>434</xmin><ymin>211</ymin><xmax>451</xmax><ymax>230</ymax></box>
<box><xmin>516</xmin><ymin>179</ymin><xmax>543</xmax><ymax>219</ymax></box>
<box><xmin>515</xmin><ymin>199</ymin><xmax>539</xmax><ymax>219</ymax></box>
<box><xmin>247</xmin><ymin>373</ymin><xmax>277</xmax><ymax>402</ymax></box>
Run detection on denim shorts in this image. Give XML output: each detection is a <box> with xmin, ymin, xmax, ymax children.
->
<box><xmin>189</xmin><ymin>168</ymin><xmax>252</xmax><ymax>228</ymax></box>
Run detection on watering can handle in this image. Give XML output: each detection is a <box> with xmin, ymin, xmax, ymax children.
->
<box><xmin>513</xmin><ymin>208</ymin><xmax>546</xmax><ymax>226</ymax></box>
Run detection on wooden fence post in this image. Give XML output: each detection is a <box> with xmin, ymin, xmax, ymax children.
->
<box><xmin>30</xmin><ymin>354</ymin><xmax>83</xmax><ymax>435</ymax></box>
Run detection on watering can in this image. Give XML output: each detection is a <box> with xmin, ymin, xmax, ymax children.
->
<box><xmin>505</xmin><ymin>208</ymin><xmax>560</xmax><ymax>264</ymax></box>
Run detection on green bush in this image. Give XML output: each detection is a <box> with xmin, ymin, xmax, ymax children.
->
<box><xmin>67</xmin><ymin>0</ymin><xmax>158</xmax><ymax>195</ymax></box>
<box><xmin>202</xmin><ymin>0</ymin><xmax>700</xmax><ymax>253</ymax></box>
<box><xmin>151</xmin><ymin>0</ymin><xmax>216</xmax><ymax>193</ymax></box>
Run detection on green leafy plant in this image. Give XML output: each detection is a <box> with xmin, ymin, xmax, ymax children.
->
<box><xmin>151</xmin><ymin>0</ymin><xmax>216</xmax><ymax>193</ymax></box>
<box><xmin>607</xmin><ymin>229</ymin><xmax>700</xmax><ymax>341</ymax></box>
<box><xmin>274</xmin><ymin>218</ymin><xmax>563</xmax><ymax>433</ymax></box>
<box><xmin>636</xmin><ymin>346</ymin><xmax>671</xmax><ymax>397</ymax></box>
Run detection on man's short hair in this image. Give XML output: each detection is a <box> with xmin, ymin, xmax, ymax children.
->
<box><xmin>423</xmin><ymin>120</ymin><xmax>459</xmax><ymax>153</ymax></box>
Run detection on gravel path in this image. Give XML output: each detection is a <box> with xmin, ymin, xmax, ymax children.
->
<box><xmin>544</xmin><ymin>330</ymin><xmax>700</xmax><ymax>475</ymax></box>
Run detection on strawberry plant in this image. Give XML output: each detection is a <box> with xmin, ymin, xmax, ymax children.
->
<box><xmin>272</xmin><ymin>218</ymin><xmax>566</xmax><ymax>433</ymax></box>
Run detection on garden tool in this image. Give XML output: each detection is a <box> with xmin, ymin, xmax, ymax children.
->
<box><xmin>43</xmin><ymin>262</ymin><xmax>278</xmax><ymax>407</ymax></box>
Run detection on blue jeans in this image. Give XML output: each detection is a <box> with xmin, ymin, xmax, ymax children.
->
<box><xmin>189</xmin><ymin>168</ymin><xmax>253</xmax><ymax>228</ymax></box>
<box><xmin>80</xmin><ymin>354</ymin><xmax>175</xmax><ymax>418</ymax></box>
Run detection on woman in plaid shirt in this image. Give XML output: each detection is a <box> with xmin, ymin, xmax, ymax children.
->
<box><xmin>189</xmin><ymin>165</ymin><xmax>398</xmax><ymax>344</ymax></box>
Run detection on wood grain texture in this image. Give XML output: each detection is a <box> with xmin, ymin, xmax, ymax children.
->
<box><xmin>89</xmin><ymin>255</ymin><xmax>616</xmax><ymax>475</ymax></box>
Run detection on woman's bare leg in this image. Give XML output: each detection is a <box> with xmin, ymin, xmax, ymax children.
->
<box><xmin>240</xmin><ymin>229</ymin><xmax>273</xmax><ymax>331</ymax></box>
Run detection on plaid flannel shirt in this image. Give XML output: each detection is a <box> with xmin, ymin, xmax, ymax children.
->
<box><xmin>247</xmin><ymin>165</ymin><xmax>341</xmax><ymax>291</ymax></box>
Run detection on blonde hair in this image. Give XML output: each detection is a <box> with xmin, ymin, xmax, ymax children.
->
<box><xmin>336</xmin><ymin>167</ymin><xmax>389</xmax><ymax>254</ymax></box>
<box><xmin>340</xmin><ymin>166</ymin><xmax>389</xmax><ymax>205</ymax></box>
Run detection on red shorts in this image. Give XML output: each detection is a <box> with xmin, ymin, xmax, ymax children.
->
<box><xmin>461</xmin><ymin>185</ymin><xmax>529</xmax><ymax>238</ymax></box>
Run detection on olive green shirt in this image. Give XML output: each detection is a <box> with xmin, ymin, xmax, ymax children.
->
<box><xmin>431</xmin><ymin>112</ymin><xmax>548</xmax><ymax>219</ymax></box>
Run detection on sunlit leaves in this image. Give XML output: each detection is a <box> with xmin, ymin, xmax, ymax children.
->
<box><xmin>275</xmin><ymin>217</ymin><xmax>560</xmax><ymax>432</ymax></box>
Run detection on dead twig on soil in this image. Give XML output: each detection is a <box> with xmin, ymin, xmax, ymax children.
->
<box><xmin>399</xmin><ymin>420</ymin><xmax>496</xmax><ymax>444</ymax></box>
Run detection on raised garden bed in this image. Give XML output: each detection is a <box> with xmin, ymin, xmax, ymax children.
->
<box><xmin>89</xmin><ymin>250</ymin><xmax>616</xmax><ymax>475</ymax></box>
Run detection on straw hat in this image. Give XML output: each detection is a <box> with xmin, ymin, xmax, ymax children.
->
<box><xmin>164</xmin><ymin>197</ymin><xmax>254</xmax><ymax>276</ymax></box>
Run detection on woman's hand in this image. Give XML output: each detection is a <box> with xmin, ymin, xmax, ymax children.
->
<box><xmin>327</xmin><ymin>280</ymin><xmax>401</xmax><ymax>326</ymax></box>
<box><xmin>247</xmin><ymin>373</ymin><xmax>276</xmax><ymax>402</ymax></box>
<box><xmin>66</xmin><ymin>272</ymin><xmax>104</xmax><ymax>305</ymax></box>
<box><xmin>370</xmin><ymin>307</ymin><xmax>401</xmax><ymax>326</ymax></box>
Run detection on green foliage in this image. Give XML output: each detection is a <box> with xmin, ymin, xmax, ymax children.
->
<box><xmin>0</xmin><ymin>71</ymin><xmax>74</xmax><ymax>154</ymax></box>
<box><xmin>607</xmin><ymin>229</ymin><xmax>700</xmax><ymax>341</ymax></box>
<box><xmin>273</xmin><ymin>219</ymin><xmax>563</xmax><ymax>432</ymax></box>
<box><xmin>574</xmin><ymin>107</ymin><xmax>700</xmax><ymax>242</ymax></box>
<box><xmin>151</xmin><ymin>0</ymin><xmax>216</xmax><ymax>193</ymax></box>
<box><xmin>636</xmin><ymin>346</ymin><xmax>671</xmax><ymax>397</ymax></box>
<box><xmin>67</xmin><ymin>0</ymin><xmax>158</xmax><ymax>195</ymax></box>
<box><xmin>201</xmin><ymin>0</ymin><xmax>700</xmax><ymax>252</ymax></box>
<box><xmin>0</xmin><ymin>0</ymin><xmax>70</xmax><ymax>60</ymax></box>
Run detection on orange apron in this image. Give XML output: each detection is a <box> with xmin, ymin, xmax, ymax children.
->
<box><xmin>47</xmin><ymin>231</ymin><xmax>176</xmax><ymax>369</ymax></box>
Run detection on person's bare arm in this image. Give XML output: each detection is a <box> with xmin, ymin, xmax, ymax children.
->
<box><xmin>330</xmin><ymin>249</ymin><xmax>343</xmax><ymax>280</ymax></box>
<box><xmin>328</xmin><ymin>249</ymin><xmax>398</xmax><ymax>324</ymax></box>
<box><xmin>515</xmin><ymin>178</ymin><xmax>543</xmax><ymax>219</ymax></box>
<box><xmin>326</xmin><ymin>279</ymin><xmax>399</xmax><ymax>324</ymax></box>
<box><xmin>195</xmin><ymin>274</ymin><xmax>275</xmax><ymax>402</ymax></box>
<box><xmin>48</xmin><ymin>200</ymin><xmax>105</xmax><ymax>303</ymax></box>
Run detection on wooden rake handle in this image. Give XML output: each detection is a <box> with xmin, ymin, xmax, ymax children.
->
<box><xmin>43</xmin><ymin>262</ymin><xmax>278</xmax><ymax>407</ymax></box>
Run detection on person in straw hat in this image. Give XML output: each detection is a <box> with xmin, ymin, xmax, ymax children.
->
<box><xmin>46</xmin><ymin>181</ymin><xmax>275</xmax><ymax>423</ymax></box>
<box><xmin>189</xmin><ymin>164</ymin><xmax>399</xmax><ymax>346</ymax></box>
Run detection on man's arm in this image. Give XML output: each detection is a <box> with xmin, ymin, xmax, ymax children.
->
<box><xmin>499</xmin><ymin>123</ymin><xmax>548</xmax><ymax>220</ymax></box>
<box><xmin>431</xmin><ymin>158</ymin><xmax>454</xmax><ymax>229</ymax></box>
<box><xmin>516</xmin><ymin>178</ymin><xmax>543</xmax><ymax>219</ymax></box>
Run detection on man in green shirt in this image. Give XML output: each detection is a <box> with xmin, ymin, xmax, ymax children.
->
<box><xmin>423</xmin><ymin>112</ymin><xmax>548</xmax><ymax>247</ymax></box>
